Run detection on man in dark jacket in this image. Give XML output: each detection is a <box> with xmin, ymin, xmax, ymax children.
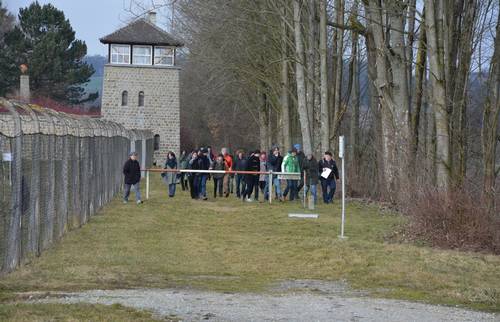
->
<box><xmin>196</xmin><ymin>148</ymin><xmax>211</xmax><ymax>200</ymax></box>
<box><xmin>243</xmin><ymin>150</ymin><xmax>260</xmax><ymax>202</ymax></box>
<box><xmin>123</xmin><ymin>152</ymin><xmax>142</xmax><ymax>204</ymax></box>
<box><xmin>318</xmin><ymin>151</ymin><xmax>340</xmax><ymax>204</ymax></box>
<box><xmin>233</xmin><ymin>150</ymin><xmax>247</xmax><ymax>198</ymax></box>
<box><xmin>294</xmin><ymin>144</ymin><xmax>306</xmax><ymax>194</ymax></box>
<box><xmin>303</xmin><ymin>154</ymin><xmax>319</xmax><ymax>204</ymax></box>
<box><xmin>268</xmin><ymin>146</ymin><xmax>284</xmax><ymax>201</ymax></box>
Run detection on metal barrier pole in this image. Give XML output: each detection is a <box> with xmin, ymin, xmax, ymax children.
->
<box><xmin>303</xmin><ymin>170</ymin><xmax>307</xmax><ymax>209</ymax></box>
<box><xmin>146</xmin><ymin>170</ymin><xmax>150</xmax><ymax>200</ymax></box>
<box><xmin>268</xmin><ymin>171</ymin><xmax>273</xmax><ymax>204</ymax></box>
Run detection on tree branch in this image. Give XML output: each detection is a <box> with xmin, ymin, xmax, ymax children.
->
<box><xmin>326</xmin><ymin>20</ymin><xmax>366</xmax><ymax>36</ymax></box>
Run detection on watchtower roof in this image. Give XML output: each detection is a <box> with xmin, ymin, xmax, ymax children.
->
<box><xmin>100</xmin><ymin>18</ymin><xmax>183</xmax><ymax>47</ymax></box>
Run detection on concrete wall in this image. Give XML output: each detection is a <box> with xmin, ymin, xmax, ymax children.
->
<box><xmin>101</xmin><ymin>64</ymin><xmax>180</xmax><ymax>163</ymax></box>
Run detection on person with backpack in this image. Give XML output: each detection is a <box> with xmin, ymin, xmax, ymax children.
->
<box><xmin>187</xmin><ymin>150</ymin><xmax>199</xmax><ymax>199</ymax></box>
<box><xmin>268</xmin><ymin>146</ymin><xmax>284</xmax><ymax>201</ymax></box>
<box><xmin>282</xmin><ymin>148</ymin><xmax>300</xmax><ymax>201</ymax></box>
<box><xmin>221</xmin><ymin>147</ymin><xmax>233</xmax><ymax>197</ymax></box>
<box><xmin>303</xmin><ymin>153</ymin><xmax>319</xmax><ymax>204</ymax></box>
<box><xmin>233</xmin><ymin>150</ymin><xmax>247</xmax><ymax>198</ymax></box>
<box><xmin>318</xmin><ymin>151</ymin><xmax>340</xmax><ymax>204</ymax></box>
<box><xmin>122</xmin><ymin>151</ymin><xmax>142</xmax><ymax>204</ymax></box>
<box><xmin>243</xmin><ymin>150</ymin><xmax>260</xmax><ymax>202</ymax></box>
<box><xmin>258</xmin><ymin>151</ymin><xmax>269</xmax><ymax>202</ymax></box>
<box><xmin>212</xmin><ymin>154</ymin><xmax>226</xmax><ymax>198</ymax></box>
<box><xmin>178</xmin><ymin>150</ymin><xmax>189</xmax><ymax>191</ymax></box>
<box><xmin>162</xmin><ymin>151</ymin><xmax>178</xmax><ymax>198</ymax></box>
<box><xmin>294</xmin><ymin>144</ymin><xmax>306</xmax><ymax>194</ymax></box>
<box><xmin>196</xmin><ymin>147</ymin><xmax>211</xmax><ymax>200</ymax></box>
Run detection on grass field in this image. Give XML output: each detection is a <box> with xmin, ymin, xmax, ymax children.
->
<box><xmin>0</xmin><ymin>174</ymin><xmax>499</xmax><ymax>315</ymax></box>
<box><xmin>0</xmin><ymin>303</ymin><xmax>168</xmax><ymax>322</ymax></box>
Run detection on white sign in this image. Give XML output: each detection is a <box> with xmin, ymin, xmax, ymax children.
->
<box><xmin>2</xmin><ymin>153</ymin><xmax>12</xmax><ymax>162</ymax></box>
<box><xmin>339</xmin><ymin>136</ymin><xmax>345</xmax><ymax>158</ymax></box>
<box><xmin>321</xmin><ymin>168</ymin><xmax>332</xmax><ymax>179</ymax></box>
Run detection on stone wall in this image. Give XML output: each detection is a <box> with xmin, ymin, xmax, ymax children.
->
<box><xmin>101</xmin><ymin>64</ymin><xmax>180</xmax><ymax>163</ymax></box>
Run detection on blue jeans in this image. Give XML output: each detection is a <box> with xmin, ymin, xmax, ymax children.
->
<box><xmin>168</xmin><ymin>183</ymin><xmax>176</xmax><ymax>197</ymax></box>
<box><xmin>235</xmin><ymin>174</ymin><xmax>245</xmax><ymax>197</ymax></box>
<box><xmin>320</xmin><ymin>178</ymin><xmax>336</xmax><ymax>203</ymax></box>
<box><xmin>272</xmin><ymin>176</ymin><xmax>282</xmax><ymax>198</ymax></box>
<box><xmin>198</xmin><ymin>174</ymin><xmax>208</xmax><ymax>198</ymax></box>
<box><xmin>284</xmin><ymin>179</ymin><xmax>298</xmax><ymax>201</ymax></box>
<box><xmin>124</xmin><ymin>182</ymin><xmax>141</xmax><ymax>202</ymax></box>
<box><xmin>305</xmin><ymin>184</ymin><xmax>317</xmax><ymax>203</ymax></box>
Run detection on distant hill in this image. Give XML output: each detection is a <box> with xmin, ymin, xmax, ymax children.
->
<box><xmin>84</xmin><ymin>55</ymin><xmax>107</xmax><ymax>77</ymax></box>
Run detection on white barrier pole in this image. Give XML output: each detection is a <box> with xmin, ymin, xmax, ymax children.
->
<box><xmin>269</xmin><ymin>171</ymin><xmax>273</xmax><ymax>204</ymax></box>
<box><xmin>146</xmin><ymin>170</ymin><xmax>150</xmax><ymax>200</ymax></box>
<box><xmin>339</xmin><ymin>136</ymin><xmax>347</xmax><ymax>239</ymax></box>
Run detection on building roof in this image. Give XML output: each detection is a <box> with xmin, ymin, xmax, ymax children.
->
<box><xmin>100</xmin><ymin>18</ymin><xmax>183</xmax><ymax>47</ymax></box>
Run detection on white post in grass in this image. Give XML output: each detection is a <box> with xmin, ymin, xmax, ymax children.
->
<box><xmin>269</xmin><ymin>171</ymin><xmax>273</xmax><ymax>204</ymax></box>
<box><xmin>339</xmin><ymin>136</ymin><xmax>347</xmax><ymax>239</ymax></box>
<box><xmin>146</xmin><ymin>170</ymin><xmax>150</xmax><ymax>200</ymax></box>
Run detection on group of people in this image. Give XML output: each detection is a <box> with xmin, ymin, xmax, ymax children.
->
<box><xmin>157</xmin><ymin>144</ymin><xmax>340</xmax><ymax>204</ymax></box>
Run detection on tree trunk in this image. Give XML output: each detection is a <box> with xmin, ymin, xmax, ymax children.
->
<box><xmin>331</xmin><ymin>0</ymin><xmax>344</xmax><ymax>150</ymax></box>
<box><xmin>425</xmin><ymin>0</ymin><xmax>451</xmax><ymax>190</ymax></box>
<box><xmin>410</xmin><ymin>18</ymin><xmax>427</xmax><ymax>174</ymax></box>
<box><xmin>259</xmin><ymin>89</ymin><xmax>269</xmax><ymax>151</ymax></box>
<box><xmin>482</xmin><ymin>9</ymin><xmax>500</xmax><ymax>214</ymax></box>
<box><xmin>319</xmin><ymin>0</ymin><xmax>329</xmax><ymax>153</ymax></box>
<box><xmin>349</xmin><ymin>0</ymin><xmax>360</xmax><ymax>185</ymax></box>
<box><xmin>293</xmin><ymin>0</ymin><xmax>313</xmax><ymax>155</ymax></box>
<box><xmin>281</xmin><ymin>4</ymin><xmax>291</xmax><ymax>151</ymax></box>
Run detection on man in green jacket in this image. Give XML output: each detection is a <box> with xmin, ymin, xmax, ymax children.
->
<box><xmin>282</xmin><ymin>148</ymin><xmax>300</xmax><ymax>201</ymax></box>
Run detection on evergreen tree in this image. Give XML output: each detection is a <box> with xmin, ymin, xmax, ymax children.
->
<box><xmin>0</xmin><ymin>1</ymin><xmax>97</xmax><ymax>103</ymax></box>
<box><xmin>0</xmin><ymin>0</ymin><xmax>15</xmax><ymax>96</ymax></box>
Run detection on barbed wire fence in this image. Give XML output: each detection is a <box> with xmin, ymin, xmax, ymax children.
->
<box><xmin>0</xmin><ymin>99</ymin><xmax>153</xmax><ymax>274</ymax></box>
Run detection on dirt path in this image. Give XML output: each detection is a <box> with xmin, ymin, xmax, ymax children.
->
<box><xmin>29</xmin><ymin>287</ymin><xmax>498</xmax><ymax>322</ymax></box>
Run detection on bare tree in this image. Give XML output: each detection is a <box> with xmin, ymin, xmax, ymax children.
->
<box><xmin>482</xmin><ymin>7</ymin><xmax>500</xmax><ymax>213</ymax></box>
<box><xmin>293</xmin><ymin>0</ymin><xmax>313</xmax><ymax>155</ymax></box>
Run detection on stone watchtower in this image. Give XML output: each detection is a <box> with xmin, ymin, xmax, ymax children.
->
<box><xmin>100</xmin><ymin>12</ymin><xmax>182</xmax><ymax>162</ymax></box>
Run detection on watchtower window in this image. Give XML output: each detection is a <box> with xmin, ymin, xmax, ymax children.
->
<box><xmin>138</xmin><ymin>91</ymin><xmax>144</xmax><ymax>107</ymax></box>
<box><xmin>154</xmin><ymin>46</ymin><xmax>174</xmax><ymax>66</ymax></box>
<box><xmin>153</xmin><ymin>134</ymin><xmax>160</xmax><ymax>151</ymax></box>
<box><xmin>110</xmin><ymin>44</ymin><xmax>130</xmax><ymax>64</ymax></box>
<box><xmin>121</xmin><ymin>91</ymin><xmax>128</xmax><ymax>106</ymax></box>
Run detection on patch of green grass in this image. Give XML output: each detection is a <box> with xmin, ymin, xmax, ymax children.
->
<box><xmin>0</xmin><ymin>303</ymin><xmax>168</xmax><ymax>321</ymax></box>
<box><xmin>0</xmin><ymin>174</ymin><xmax>499</xmax><ymax>312</ymax></box>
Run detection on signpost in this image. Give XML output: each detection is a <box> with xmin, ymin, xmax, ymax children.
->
<box><xmin>338</xmin><ymin>136</ymin><xmax>347</xmax><ymax>239</ymax></box>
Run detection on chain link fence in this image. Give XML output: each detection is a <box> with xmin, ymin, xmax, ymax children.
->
<box><xmin>0</xmin><ymin>99</ymin><xmax>153</xmax><ymax>273</ymax></box>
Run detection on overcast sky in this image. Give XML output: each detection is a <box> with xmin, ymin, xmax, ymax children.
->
<box><xmin>5</xmin><ymin>0</ymin><xmax>171</xmax><ymax>56</ymax></box>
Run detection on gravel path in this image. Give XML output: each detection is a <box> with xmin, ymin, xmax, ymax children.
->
<box><xmin>30</xmin><ymin>287</ymin><xmax>498</xmax><ymax>322</ymax></box>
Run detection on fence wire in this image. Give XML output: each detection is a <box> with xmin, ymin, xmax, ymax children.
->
<box><xmin>0</xmin><ymin>99</ymin><xmax>153</xmax><ymax>273</ymax></box>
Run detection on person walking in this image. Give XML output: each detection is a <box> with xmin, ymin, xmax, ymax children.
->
<box><xmin>122</xmin><ymin>151</ymin><xmax>142</xmax><ymax>204</ymax></box>
<box><xmin>162</xmin><ymin>151</ymin><xmax>178</xmax><ymax>198</ymax></box>
<box><xmin>221</xmin><ymin>147</ymin><xmax>233</xmax><ymax>197</ymax></box>
<box><xmin>197</xmin><ymin>147</ymin><xmax>211</xmax><ymax>200</ymax></box>
<box><xmin>294</xmin><ymin>144</ymin><xmax>306</xmax><ymax>194</ymax></box>
<box><xmin>178</xmin><ymin>150</ymin><xmax>189</xmax><ymax>191</ymax></box>
<box><xmin>212</xmin><ymin>154</ymin><xmax>226</xmax><ymax>198</ymax></box>
<box><xmin>259</xmin><ymin>151</ymin><xmax>269</xmax><ymax>202</ymax></box>
<box><xmin>234</xmin><ymin>150</ymin><xmax>247</xmax><ymax>198</ymax></box>
<box><xmin>188</xmin><ymin>151</ymin><xmax>198</xmax><ymax>199</ymax></box>
<box><xmin>303</xmin><ymin>153</ymin><xmax>319</xmax><ymax>204</ymax></box>
<box><xmin>243</xmin><ymin>150</ymin><xmax>260</xmax><ymax>202</ymax></box>
<box><xmin>268</xmin><ymin>146</ymin><xmax>283</xmax><ymax>201</ymax></box>
<box><xmin>318</xmin><ymin>151</ymin><xmax>340</xmax><ymax>204</ymax></box>
<box><xmin>282</xmin><ymin>148</ymin><xmax>300</xmax><ymax>201</ymax></box>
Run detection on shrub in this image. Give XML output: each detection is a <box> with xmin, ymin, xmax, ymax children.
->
<box><xmin>403</xmin><ymin>187</ymin><xmax>500</xmax><ymax>254</ymax></box>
